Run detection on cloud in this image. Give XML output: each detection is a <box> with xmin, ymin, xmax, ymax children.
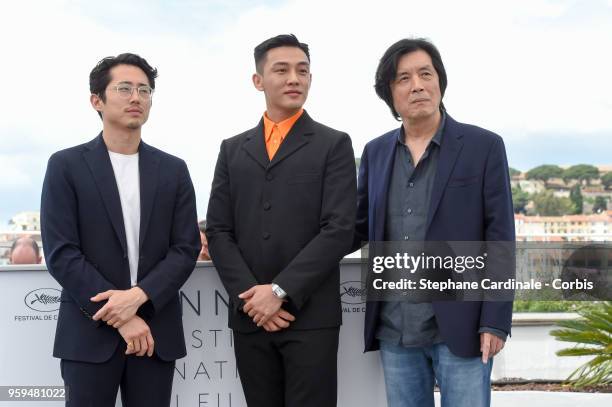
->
<box><xmin>0</xmin><ymin>0</ymin><xmax>610</xmax><ymax>223</ymax></box>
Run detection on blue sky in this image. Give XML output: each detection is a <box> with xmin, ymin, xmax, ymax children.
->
<box><xmin>1</xmin><ymin>0</ymin><xmax>611</xmax><ymax>226</ymax></box>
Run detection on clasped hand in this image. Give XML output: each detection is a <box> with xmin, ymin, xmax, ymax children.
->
<box><xmin>91</xmin><ymin>287</ymin><xmax>154</xmax><ymax>356</ymax></box>
<box><xmin>239</xmin><ymin>284</ymin><xmax>295</xmax><ymax>332</ymax></box>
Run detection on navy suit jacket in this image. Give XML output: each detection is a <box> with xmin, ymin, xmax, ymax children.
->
<box><xmin>355</xmin><ymin>114</ymin><xmax>515</xmax><ymax>357</ymax></box>
<box><xmin>41</xmin><ymin>134</ymin><xmax>200</xmax><ymax>363</ymax></box>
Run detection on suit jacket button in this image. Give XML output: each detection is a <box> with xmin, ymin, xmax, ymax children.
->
<box><xmin>263</xmin><ymin>202</ymin><xmax>271</xmax><ymax>210</ymax></box>
<box><xmin>266</xmin><ymin>173</ymin><xmax>274</xmax><ymax>181</ymax></box>
<box><xmin>262</xmin><ymin>232</ymin><xmax>271</xmax><ymax>240</ymax></box>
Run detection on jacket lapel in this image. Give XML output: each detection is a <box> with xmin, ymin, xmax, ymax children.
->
<box><xmin>138</xmin><ymin>141</ymin><xmax>160</xmax><ymax>250</ymax></box>
<box><xmin>373</xmin><ymin>130</ymin><xmax>399</xmax><ymax>241</ymax></box>
<box><xmin>82</xmin><ymin>133</ymin><xmax>128</xmax><ymax>254</ymax></box>
<box><xmin>426</xmin><ymin>114</ymin><xmax>464</xmax><ymax>232</ymax></box>
<box><xmin>242</xmin><ymin>119</ymin><xmax>269</xmax><ymax>170</ymax></box>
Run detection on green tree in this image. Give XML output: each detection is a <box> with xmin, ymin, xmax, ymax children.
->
<box><xmin>569</xmin><ymin>185</ymin><xmax>583</xmax><ymax>214</ymax></box>
<box><xmin>533</xmin><ymin>190</ymin><xmax>575</xmax><ymax>216</ymax></box>
<box><xmin>550</xmin><ymin>302</ymin><xmax>612</xmax><ymax>388</ymax></box>
<box><xmin>593</xmin><ymin>196</ymin><xmax>608</xmax><ymax>214</ymax></box>
<box><xmin>511</xmin><ymin>186</ymin><xmax>530</xmax><ymax>214</ymax></box>
<box><xmin>526</xmin><ymin>165</ymin><xmax>564</xmax><ymax>186</ymax></box>
<box><xmin>563</xmin><ymin>164</ymin><xmax>600</xmax><ymax>185</ymax></box>
<box><xmin>508</xmin><ymin>167</ymin><xmax>521</xmax><ymax>178</ymax></box>
<box><xmin>602</xmin><ymin>172</ymin><xmax>612</xmax><ymax>190</ymax></box>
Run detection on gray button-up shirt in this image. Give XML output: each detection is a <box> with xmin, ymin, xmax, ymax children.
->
<box><xmin>375</xmin><ymin>113</ymin><xmax>446</xmax><ymax>347</ymax></box>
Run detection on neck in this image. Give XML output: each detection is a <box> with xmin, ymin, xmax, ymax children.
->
<box><xmin>265</xmin><ymin>106</ymin><xmax>301</xmax><ymax>123</ymax></box>
<box><xmin>102</xmin><ymin>125</ymin><xmax>141</xmax><ymax>155</ymax></box>
<box><xmin>402</xmin><ymin>110</ymin><xmax>441</xmax><ymax>142</ymax></box>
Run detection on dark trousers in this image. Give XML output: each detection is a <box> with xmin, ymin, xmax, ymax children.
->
<box><xmin>60</xmin><ymin>342</ymin><xmax>175</xmax><ymax>407</ymax></box>
<box><xmin>233</xmin><ymin>327</ymin><xmax>339</xmax><ymax>407</ymax></box>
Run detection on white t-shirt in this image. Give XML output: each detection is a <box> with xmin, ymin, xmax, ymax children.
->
<box><xmin>108</xmin><ymin>151</ymin><xmax>140</xmax><ymax>286</ymax></box>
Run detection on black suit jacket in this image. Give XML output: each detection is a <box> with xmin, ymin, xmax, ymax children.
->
<box><xmin>206</xmin><ymin>111</ymin><xmax>357</xmax><ymax>332</ymax></box>
<box><xmin>41</xmin><ymin>134</ymin><xmax>200</xmax><ymax>363</ymax></box>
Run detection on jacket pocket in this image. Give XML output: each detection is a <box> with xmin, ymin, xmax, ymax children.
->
<box><xmin>447</xmin><ymin>175</ymin><xmax>480</xmax><ymax>188</ymax></box>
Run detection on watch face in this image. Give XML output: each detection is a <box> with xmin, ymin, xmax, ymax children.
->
<box><xmin>273</xmin><ymin>286</ymin><xmax>285</xmax><ymax>298</ymax></box>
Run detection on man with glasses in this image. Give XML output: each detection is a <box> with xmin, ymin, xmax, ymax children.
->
<box><xmin>41</xmin><ymin>53</ymin><xmax>200</xmax><ymax>407</ymax></box>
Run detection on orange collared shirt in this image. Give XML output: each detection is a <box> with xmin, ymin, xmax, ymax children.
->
<box><xmin>263</xmin><ymin>109</ymin><xmax>304</xmax><ymax>160</ymax></box>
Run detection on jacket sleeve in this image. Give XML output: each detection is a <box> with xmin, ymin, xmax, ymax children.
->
<box><xmin>479</xmin><ymin>135</ymin><xmax>515</xmax><ymax>335</ymax></box>
<box><xmin>41</xmin><ymin>153</ymin><xmax>116</xmax><ymax>324</ymax></box>
<box><xmin>353</xmin><ymin>143</ymin><xmax>370</xmax><ymax>251</ymax></box>
<box><xmin>137</xmin><ymin>160</ymin><xmax>201</xmax><ymax>314</ymax></box>
<box><xmin>273</xmin><ymin>133</ymin><xmax>357</xmax><ymax>309</ymax></box>
<box><xmin>206</xmin><ymin>140</ymin><xmax>259</xmax><ymax>312</ymax></box>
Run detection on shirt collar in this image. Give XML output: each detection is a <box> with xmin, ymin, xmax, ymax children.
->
<box><xmin>263</xmin><ymin>109</ymin><xmax>304</xmax><ymax>142</ymax></box>
<box><xmin>397</xmin><ymin>109</ymin><xmax>446</xmax><ymax>147</ymax></box>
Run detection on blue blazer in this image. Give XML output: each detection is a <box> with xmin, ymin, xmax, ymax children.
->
<box><xmin>41</xmin><ymin>134</ymin><xmax>200</xmax><ymax>363</ymax></box>
<box><xmin>355</xmin><ymin>114</ymin><xmax>515</xmax><ymax>357</ymax></box>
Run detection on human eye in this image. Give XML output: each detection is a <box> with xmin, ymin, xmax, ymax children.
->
<box><xmin>117</xmin><ymin>85</ymin><xmax>132</xmax><ymax>95</ymax></box>
<box><xmin>138</xmin><ymin>86</ymin><xmax>152</xmax><ymax>96</ymax></box>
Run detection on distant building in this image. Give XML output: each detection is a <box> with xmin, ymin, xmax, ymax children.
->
<box><xmin>511</xmin><ymin>179</ymin><xmax>545</xmax><ymax>195</ymax></box>
<box><xmin>7</xmin><ymin>211</ymin><xmax>40</xmax><ymax>232</ymax></box>
<box><xmin>515</xmin><ymin>211</ymin><xmax>611</xmax><ymax>242</ymax></box>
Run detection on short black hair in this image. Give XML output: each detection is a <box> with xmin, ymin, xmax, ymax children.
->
<box><xmin>375</xmin><ymin>38</ymin><xmax>447</xmax><ymax>120</ymax></box>
<box><xmin>89</xmin><ymin>53</ymin><xmax>158</xmax><ymax>118</ymax></box>
<box><xmin>10</xmin><ymin>236</ymin><xmax>40</xmax><ymax>258</ymax></box>
<box><xmin>254</xmin><ymin>34</ymin><xmax>310</xmax><ymax>74</ymax></box>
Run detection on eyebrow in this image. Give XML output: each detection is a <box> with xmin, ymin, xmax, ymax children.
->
<box><xmin>271</xmin><ymin>61</ymin><xmax>310</xmax><ymax>68</ymax></box>
<box><xmin>396</xmin><ymin>65</ymin><xmax>434</xmax><ymax>76</ymax></box>
<box><xmin>116</xmin><ymin>80</ymin><xmax>150</xmax><ymax>87</ymax></box>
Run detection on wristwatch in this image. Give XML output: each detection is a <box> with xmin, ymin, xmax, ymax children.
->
<box><xmin>271</xmin><ymin>283</ymin><xmax>287</xmax><ymax>299</ymax></box>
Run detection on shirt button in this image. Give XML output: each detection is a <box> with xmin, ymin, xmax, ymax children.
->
<box><xmin>407</xmin><ymin>208</ymin><xmax>413</xmax><ymax>214</ymax></box>
<box><xmin>263</xmin><ymin>232</ymin><xmax>271</xmax><ymax>240</ymax></box>
<box><xmin>263</xmin><ymin>202</ymin><xmax>271</xmax><ymax>210</ymax></box>
<box><xmin>404</xmin><ymin>236</ymin><xmax>410</xmax><ymax>241</ymax></box>
<box><xmin>409</xmin><ymin>182</ymin><xmax>414</xmax><ymax>187</ymax></box>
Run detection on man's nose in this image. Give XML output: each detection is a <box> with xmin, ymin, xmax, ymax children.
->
<box><xmin>411</xmin><ymin>76</ymin><xmax>424</xmax><ymax>93</ymax></box>
<box><xmin>129</xmin><ymin>89</ymin><xmax>141</xmax><ymax>103</ymax></box>
<box><xmin>287</xmin><ymin>69</ymin><xmax>299</xmax><ymax>84</ymax></box>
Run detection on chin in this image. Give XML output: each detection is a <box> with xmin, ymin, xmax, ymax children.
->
<box><xmin>284</xmin><ymin>102</ymin><xmax>305</xmax><ymax>111</ymax></box>
<box><xmin>126</xmin><ymin>121</ymin><xmax>142</xmax><ymax>130</ymax></box>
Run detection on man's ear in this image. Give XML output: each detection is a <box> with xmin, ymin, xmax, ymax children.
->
<box><xmin>252</xmin><ymin>73</ymin><xmax>264</xmax><ymax>91</ymax></box>
<box><xmin>90</xmin><ymin>93</ymin><xmax>104</xmax><ymax>114</ymax></box>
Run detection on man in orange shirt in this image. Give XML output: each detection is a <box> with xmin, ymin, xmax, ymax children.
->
<box><xmin>206</xmin><ymin>34</ymin><xmax>357</xmax><ymax>406</ymax></box>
